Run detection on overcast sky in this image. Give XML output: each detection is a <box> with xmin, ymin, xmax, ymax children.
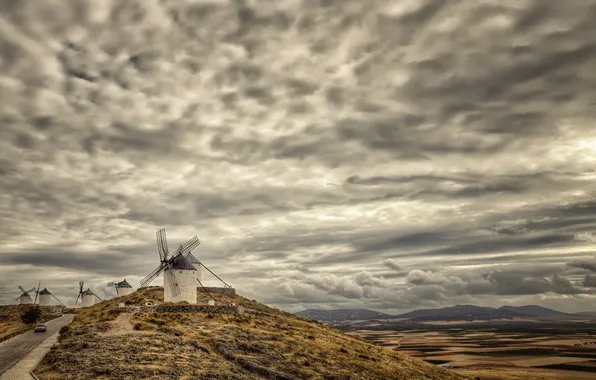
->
<box><xmin>1</xmin><ymin>0</ymin><xmax>596</xmax><ymax>313</ymax></box>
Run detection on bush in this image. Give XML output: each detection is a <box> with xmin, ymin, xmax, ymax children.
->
<box><xmin>21</xmin><ymin>307</ymin><xmax>41</xmax><ymax>325</ymax></box>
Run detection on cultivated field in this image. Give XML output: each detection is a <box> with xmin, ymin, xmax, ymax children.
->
<box><xmin>346</xmin><ymin>321</ymin><xmax>596</xmax><ymax>379</ymax></box>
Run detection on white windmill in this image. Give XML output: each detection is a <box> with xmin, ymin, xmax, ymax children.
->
<box><xmin>75</xmin><ymin>281</ymin><xmax>102</xmax><ymax>307</ymax></box>
<box><xmin>33</xmin><ymin>281</ymin><xmax>65</xmax><ymax>306</ymax></box>
<box><xmin>16</xmin><ymin>285</ymin><xmax>35</xmax><ymax>305</ymax></box>
<box><xmin>140</xmin><ymin>228</ymin><xmax>200</xmax><ymax>304</ymax></box>
<box><xmin>107</xmin><ymin>279</ymin><xmax>134</xmax><ymax>297</ymax></box>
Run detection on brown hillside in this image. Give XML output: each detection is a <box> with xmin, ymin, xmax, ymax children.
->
<box><xmin>34</xmin><ymin>288</ymin><xmax>471</xmax><ymax>380</ymax></box>
<box><xmin>0</xmin><ymin>305</ymin><xmax>65</xmax><ymax>342</ymax></box>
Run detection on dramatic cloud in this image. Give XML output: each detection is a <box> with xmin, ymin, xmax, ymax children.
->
<box><xmin>1</xmin><ymin>0</ymin><xmax>596</xmax><ymax>313</ymax></box>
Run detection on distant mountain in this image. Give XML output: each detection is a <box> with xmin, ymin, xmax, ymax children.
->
<box><xmin>498</xmin><ymin>305</ymin><xmax>568</xmax><ymax>317</ymax></box>
<box><xmin>393</xmin><ymin>305</ymin><xmax>521</xmax><ymax>321</ymax></box>
<box><xmin>575</xmin><ymin>311</ymin><xmax>596</xmax><ymax>317</ymax></box>
<box><xmin>296</xmin><ymin>308</ymin><xmax>391</xmax><ymax>321</ymax></box>
<box><xmin>297</xmin><ymin>304</ymin><xmax>574</xmax><ymax>323</ymax></box>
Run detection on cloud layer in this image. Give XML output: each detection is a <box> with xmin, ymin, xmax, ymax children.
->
<box><xmin>1</xmin><ymin>0</ymin><xmax>596</xmax><ymax>312</ymax></box>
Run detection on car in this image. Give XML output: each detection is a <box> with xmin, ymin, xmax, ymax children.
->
<box><xmin>34</xmin><ymin>324</ymin><xmax>47</xmax><ymax>333</ymax></box>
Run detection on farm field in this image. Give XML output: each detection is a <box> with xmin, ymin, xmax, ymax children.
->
<box><xmin>346</xmin><ymin>321</ymin><xmax>596</xmax><ymax>379</ymax></box>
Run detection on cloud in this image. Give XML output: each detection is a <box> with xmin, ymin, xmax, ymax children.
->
<box><xmin>567</xmin><ymin>260</ymin><xmax>596</xmax><ymax>273</ymax></box>
<box><xmin>382</xmin><ymin>259</ymin><xmax>401</xmax><ymax>271</ymax></box>
<box><xmin>1</xmin><ymin>0</ymin><xmax>596</xmax><ymax>313</ymax></box>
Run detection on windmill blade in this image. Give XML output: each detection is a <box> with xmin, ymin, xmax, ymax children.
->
<box><xmin>26</xmin><ymin>287</ymin><xmax>36</xmax><ymax>294</ymax></box>
<box><xmin>18</xmin><ymin>285</ymin><xmax>26</xmax><ymax>294</ymax></box>
<box><xmin>51</xmin><ymin>293</ymin><xmax>65</xmax><ymax>306</ymax></box>
<box><xmin>140</xmin><ymin>263</ymin><xmax>167</xmax><ymax>287</ymax></box>
<box><xmin>165</xmin><ymin>264</ymin><xmax>181</xmax><ymax>297</ymax></box>
<box><xmin>156</xmin><ymin>228</ymin><xmax>170</xmax><ymax>261</ymax></box>
<box><xmin>172</xmin><ymin>236</ymin><xmax>200</xmax><ymax>257</ymax></box>
<box><xmin>15</xmin><ymin>295</ymin><xmax>21</xmax><ymax>301</ymax></box>
<box><xmin>34</xmin><ymin>281</ymin><xmax>41</xmax><ymax>304</ymax></box>
<box><xmin>79</xmin><ymin>281</ymin><xmax>84</xmax><ymax>292</ymax></box>
<box><xmin>93</xmin><ymin>292</ymin><xmax>103</xmax><ymax>302</ymax></box>
<box><xmin>106</xmin><ymin>282</ymin><xmax>115</xmax><ymax>288</ymax></box>
<box><xmin>75</xmin><ymin>293</ymin><xmax>81</xmax><ymax>304</ymax></box>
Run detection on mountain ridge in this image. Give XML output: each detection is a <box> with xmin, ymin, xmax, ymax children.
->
<box><xmin>296</xmin><ymin>304</ymin><xmax>579</xmax><ymax>322</ymax></box>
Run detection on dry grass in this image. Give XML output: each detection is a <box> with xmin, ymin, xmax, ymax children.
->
<box><xmin>34</xmin><ymin>288</ymin><xmax>471</xmax><ymax>380</ymax></box>
<box><xmin>0</xmin><ymin>305</ymin><xmax>65</xmax><ymax>342</ymax></box>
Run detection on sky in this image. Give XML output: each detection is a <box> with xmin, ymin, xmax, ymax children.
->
<box><xmin>1</xmin><ymin>0</ymin><xmax>596</xmax><ymax>314</ymax></box>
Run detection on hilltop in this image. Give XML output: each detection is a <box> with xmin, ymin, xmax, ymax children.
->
<box><xmin>0</xmin><ymin>305</ymin><xmax>65</xmax><ymax>342</ymax></box>
<box><xmin>34</xmin><ymin>288</ymin><xmax>470</xmax><ymax>379</ymax></box>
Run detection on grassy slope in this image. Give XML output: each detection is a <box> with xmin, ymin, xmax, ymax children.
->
<box><xmin>35</xmin><ymin>288</ymin><xmax>471</xmax><ymax>380</ymax></box>
<box><xmin>0</xmin><ymin>305</ymin><xmax>65</xmax><ymax>342</ymax></box>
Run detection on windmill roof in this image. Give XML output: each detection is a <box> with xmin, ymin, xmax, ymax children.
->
<box><xmin>170</xmin><ymin>254</ymin><xmax>196</xmax><ymax>270</ymax></box>
<box><xmin>185</xmin><ymin>252</ymin><xmax>201</xmax><ymax>264</ymax></box>
<box><xmin>39</xmin><ymin>288</ymin><xmax>52</xmax><ymax>295</ymax></box>
<box><xmin>82</xmin><ymin>289</ymin><xmax>94</xmax><ymax>296</ymax></box>
<box><xmin>116</xmin><ymin>279</ymin><xmax>133</xmax><ymax>288</ymax></box>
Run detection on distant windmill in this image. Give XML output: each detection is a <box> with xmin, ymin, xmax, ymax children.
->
<box><xmin>16</xmin><ymin>285</ymin><xmax>36</xmax><ymax>305</ymax></box>
<box><xmin>75</xmin><ymin>281</ymin><xmax>102</xmax><ymax>307</ymax></box>
<box><xmin>33</xmin><ymin>281</ymin><xmax>65</xmax><ymax>306</ymax></box>
<box><xmin>106</xmin><ymin>279</ymin><xmax>134</xmax><ymax>297</ymax></box>
<box><xmin>140</xmin><ymin>228</ymin><xmax>200</xmax><ymax>304</ymax></box>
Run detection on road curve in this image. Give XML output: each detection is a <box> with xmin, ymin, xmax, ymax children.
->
<box><xmin>0</xmin><ymin>315</ymin><xmax>74</xmax><ymax>376</ymax></box>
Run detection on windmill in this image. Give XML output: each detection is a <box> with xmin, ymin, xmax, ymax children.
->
<box><xmin>33</xmin><ymin>281</ymin><xmax>65</xmax><ymax>306</ymax></box>
<box><xmin>75</xmin><ymin>281</ymin><xmax>102</xmax><ymax>307</ymax></box>
<box><xmin>106</xmin><ymin>279</ymin><xmax>134</xmax><ymax>297</ymax></box>
<box><xmin>140</xmin><ymin>228</ymin><xmax>200</xmax><ymax>304</ymax></box>
<box><xmin>16</xmin><ymin>285</ymin><xmax>36</xmax><ymax>305</ymax></box>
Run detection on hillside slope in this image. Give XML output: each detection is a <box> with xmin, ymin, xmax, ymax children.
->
<box><xmin>35</xmin><ymin>288</ymin><xmax>470</xmax><ymax>380</ymax></box>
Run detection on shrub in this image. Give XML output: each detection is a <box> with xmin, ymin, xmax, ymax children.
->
<box><xmin>21</xmin><ymin>307</ymin><xmax>41</xmax><ymax>325</ymax></box>
<box><xmin>339</xmin><ymin>348</ymin><xmax>348</xmax><ymax>353</ymax></box>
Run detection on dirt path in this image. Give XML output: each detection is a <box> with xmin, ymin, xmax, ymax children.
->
<box><xmin>101</xmin><ymin>313</ymin><xmax>135</xmax><ymax>336</ymax></box>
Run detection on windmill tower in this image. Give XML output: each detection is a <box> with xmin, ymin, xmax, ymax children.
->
<box><xmin>16</xmin><ymin>286</ymin><xmax>35</xmax><ymax>305</ymax></box>
<box><xmin>32</xmin><ymin>281</ymin><xmax>64</xmax><ymax>306</ymax></box>
<box><xmin>140</xmin><ymin>228</ymin><xmax>200</xmax><ymax>304</ymax></box>
<box><xmin>75</xmin><ymin>281</ymin><xmax>102</xmax><ymax>307</ymax></box>
<box><xmin>107</xmin><ymin>279</ymin><xmax>134</xmax><ymax>297</ymax></box>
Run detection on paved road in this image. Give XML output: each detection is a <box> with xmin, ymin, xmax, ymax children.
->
<box><xmin>0</xmin><ymin>332</ymin><xmax>61</xmax><ymax>380</ymax></box>
<box><xmin>0</xmin><ymin>315</ymin><xmax>74</xmax><ymax>376</ymax></box>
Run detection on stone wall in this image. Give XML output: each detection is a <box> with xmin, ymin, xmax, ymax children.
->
<box><xmin>197</xmin><ymin>287</ymin><xmax>236</xmax><ymax>296</ymax></box>
<box><xmin>115</xmin><ymin>304</ymin><xmax>243</xmax><ymax>316</ymax></box>
<box><xmin>146</xmin><ymin>304</ymin><xmax>243</xmax><ymax>315</ymax></box>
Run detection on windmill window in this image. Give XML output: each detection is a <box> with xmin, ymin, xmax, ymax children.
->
<box><xmin>179</xmin><ymin>271</ymin><xmax>183</xmax><ymax>274</ymax></box>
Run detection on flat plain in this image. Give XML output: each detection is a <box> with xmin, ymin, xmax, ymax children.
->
<box><xmin>346</xmin><ymin>321</ymin><xmax>596</xmax><ymax>380</ymax></box>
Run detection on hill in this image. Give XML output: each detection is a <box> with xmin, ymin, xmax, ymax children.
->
<box><xmin>394</xmin><ymin>304</ymin><xmax>521</xmax><ymax>321</ymax></box>
<box><xmin>498</xmin><ymin>305</ymin><xmax>569</xmax><ymax>317</ymax></box>
<box><xmin>295</xmin><ymin>309</ymin><xmax>392</xmax><ymax>322</ymax></box>
<box><xmin>0</xmin><ymin>305</ymin><xmax>65</xmax><ymax>342</ymax></box>
<box><xmin>34</xmin><ymin>288</ymin><xmax>470</xmax><ymax>380</ymax></box>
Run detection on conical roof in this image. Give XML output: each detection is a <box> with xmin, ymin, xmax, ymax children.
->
<box><xmin>116</xmin><ymin>279</ymin><xmax>132</xmax><ymax>288</ymax></box>
<box><xmin>39</xmin><ymin>288</ymin><xmax>52</xmax><ymax>295</ymax></box>
<box><xmin>185</xmin><ymin>252</ymin><xmax>201</xmax><ymax>264</ymax></box>
<box><xmin>82</xmin><ymin>289</ymin><xmax>94</xmax><ymax>296</ymax></box>
<box><xmin>170</xmin><ymin>254</ymin><xmax>196</xmax><ymax>270</ymax></box>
